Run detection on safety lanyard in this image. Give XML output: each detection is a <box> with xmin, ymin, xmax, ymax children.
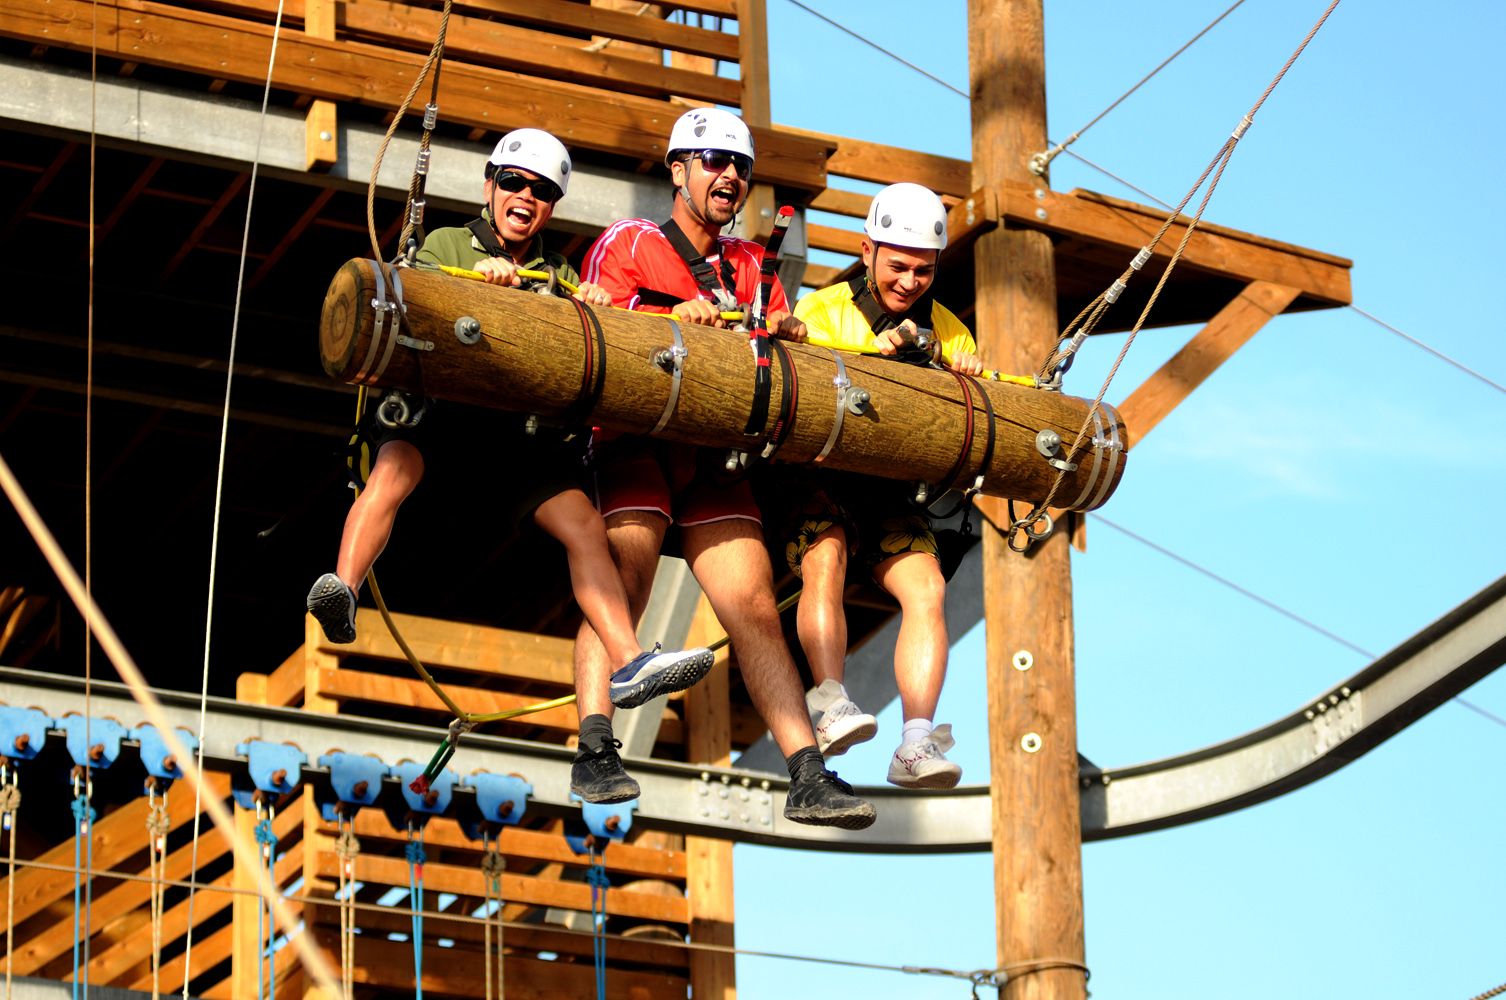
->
<box><xmin>659</xmin><ymin>218</ymin><xmax>738</xmax><ymax>310</ymax></box>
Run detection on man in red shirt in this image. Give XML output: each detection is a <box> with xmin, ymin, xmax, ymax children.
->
<box><xmin>573</xmin><ymin>109</ymin><xmax>874</xmax><ymax>830</ymax></box>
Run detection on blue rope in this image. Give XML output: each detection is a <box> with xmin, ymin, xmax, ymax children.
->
<box><xmin>587</xmin><ymin>855</ymin><xmax>610</xmax><ymax>1000</ymax></box>
<box><xmin>255</xmin><ymin>815</ymin><xmax>277</xmax><ymax>1000</ymax></box>
<box><xmin>406</xmin><ymin>835</ymin><xmax>428</xmax><ymax>1000</ymax></box>
<box><xmin>70</xmin><ymin>792</ymin><xmax>96</xmax><ymax>1000</ymax></box>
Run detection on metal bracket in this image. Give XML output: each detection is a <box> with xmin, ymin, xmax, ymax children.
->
<box><xmin>458</xmin><ymin>771</ymin><xmax>534</xmax><ymax>840</ymax></box>
<box><xmin>650</xmin><ymin>318</ymin><xmax>687</xmax><ymax>436</ymax></box>
<box><xmin>133</xmin><ymin>724</ymin><xmax>196</xmax><ymax>786</ymax></box>
<box><xmin>396</xmin><ymin>334</ymin><xmax>434</xmax><ymax>352</ymax></box>
<box><xmin>692</xmin><ymin>772</ymin><xmax>774</xmax><ymax>832</ymax></box>
<box><xmin>0</xmin><ymin>705</ymin><xmax>50</xmax><ymax>760</ymax></box>
<box><xmin>60</xmin><ymin>714</ymin><xmax>127</xmax><ymax>770</ymax></box>
<box><xmin>316</xmin><ymin>751</ymin><xmax>387</xmax><ymax>822</ymax></box>
<box><xmin>232</xmin><ymin>739</ymin><xmax>306</xmax><ymax>806</ymax></box>
<box><xmin>1035</xmin><ymin>428</ymin><xmax>1078</xmax><ymax>473</ymax></box>
<box><xmin>567</xmin><ymin>794</ymin><xmax>635</xmax><ymax>850</ymax></box>
<box><xmin>815</xmin><ymin>349</ymin><xmax>854</xmax><ymax>463</ymax></box>
<box><xmin>385</xmin><ymin>759</ymin><xmax>457</xmax><ymax>827</ymax></box>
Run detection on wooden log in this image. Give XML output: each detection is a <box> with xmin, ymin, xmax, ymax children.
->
<box><xmin>318</xmin><ymin>260</ymin><xmax>1128</xmax><ymax>509</ymax></box>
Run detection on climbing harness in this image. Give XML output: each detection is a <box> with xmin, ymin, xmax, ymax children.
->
<box><xmin>146</xmin><ymin>784</ymin><xmax>172</xmax><ymax>1000</ymax></box>
<box><xmin>586</xmin><ymin>847</ymin><xmax>610</xmax><ymax>1000</ymax></box>
<box><xmin>480</xmin><ymin>838</ymin><xmax>506</xmax><ymax>1000</ymax></box>
<box><xmin>1008</xmin><ymin>0</ymin><xmax>1344</xmax><ymax>551</ymax></box>
<box><xmin>70</xmin><ymin>770</ymin><xmax>96</xmax><ymax>1000</ymax></box>
<box><xmin>405</xmin><ymin>826</ymin><xmax>429</xmax><ymax>1000</ymax></box>
<box><xmin>254</xmin><ymin>799</ymin><xmax>279</xmax><ymax>1000</ymax></box>
<box><xmin>334</xmin><ymin>818</ymin><xmax>361</xmax><ymax>1000</ymax></box>
<box><xmin>742</xmin><ymin>205</ymin><xmax>793</xmax><ymax>438</ymax></box>
<box><xmin>2</xmin><ymin>763</ymin><xmax>19</xmax><ymax>1000</ymax></box>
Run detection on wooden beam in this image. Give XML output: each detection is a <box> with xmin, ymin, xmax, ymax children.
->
<box><xmin>805</xmin><ymin>221</ymin><xmax>863</xmax><ymax>257</ymax></box>
<box><xmin>310</xmin><ymin>925</ymin><xmax>689</xmax><ymax>1000</ymax></box>
<box><xmin>265</xmin><ymin>647</ymin><xmax>307</xmax><ymax>707</ymax></box>
<box><xmin>233</xmin><ymin>672</ymin><xmax>271</xmax><ymax>1000</ymax></box>
<box><xmin>809</xmin><ymin>186</ymin><xmax>871</xmax><ymax>219</ymax></box>
<box><xmin>158</xmin><ymin>172</ymin><xmax>249</xmax><ymax>281</ymax></box>
<box><xmin>320</xmin><ymin>607</ymin><xmax>576</xmax><ymax>686</ymax></box>
<box><xmin>0</xmin><ymin>141</ymin><xmax>77</xmax><ymax>244</ymax></box>
<box><xmin>127</xmin><ymin>921</ymin><xmax>235</xmax><ymax>994</ymax></box>
<box><xmin>800</xmin><ymin>262</ymin><xmax>840</xmax><ymax>289</ymax></box>
<box><xmin>1118</xmin><ymin>280</ymin><xmax>1301</xmax><ymax>450</ymax></box>
<box><xmin>3</xmin><ymin>773</ymin><xmax>233</xmax><ymax>977</ymax></box>
<box><xmin>198</xmin><ymin>0</ymin><xmax>741</xmax><ymax>105</ymax></box>
<box><xmin>683</xmin><ymin>594</ymin><xmax>736</xmax><ymax>1000</ymax></box>
<box><xmin>312</xmin><ymin>666</ymin><xmax>589</xmax><ymax>733</ymax></box>
<box><xmin>90</xmin><ymin>156</ymin><xmax>163</xmax><ymax>253</ymax></box>
<box><xmin>0</xmin><ymin>780</ymin><xmax>224</xmax><ymax>931</ymax></box>
<box><xmin>248</xmin><ymin>187</ymin><xmax>335</xmax><ymax>289</ymax></box>
<box><xmin>970</xmin><ymin>4</ymin><xmax>1087</xmax><ymax>1000</ymax></box>
<box><xmin>0</xmin><ymin>0</ymin><xmax>828</xmax><ymax>192</ymax></box>
<box><xmin>303</xmin><ymin>0</ymin><xmax>337</xmax><ymax>169</ymax></box>
<box><xmin>458</xmin><ymin>0</ymin><xmax>739</xmax><ymax>61</ymax></box>
<box><xmin>324</xmin><ymin>852</ymin><xmax>691</xmax><ymax>923</ymax></box>
<box><xmin>323</xmin><ymin>812</ymin><xmax>688</xmax><ymax>880</ymax></box>
<box><xmin>774</xmin><ymin>123</ymin><xmax>971</xmax><ymax>197</ymax></box>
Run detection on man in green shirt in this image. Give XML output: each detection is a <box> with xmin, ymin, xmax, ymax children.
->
<box><xmin>307</xmin><ymin>130</ymin><xmax>713</xmax><ymax>803</ymax></box>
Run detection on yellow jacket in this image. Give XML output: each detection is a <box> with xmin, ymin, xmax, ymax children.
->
<box><xmin>793</xmin><ymin>281</ymin><xmax>978</xmax><ymax>359</ymax></box>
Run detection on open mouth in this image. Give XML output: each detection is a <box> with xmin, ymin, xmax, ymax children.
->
<box><xmin>708</xmin><ymin>184</ymin><xmax>738</xmax><ymax>211</ymax></box>
<box><xmin>504</xmin><ymin>205</ymin><xmax>535</xmax><ymax>228</ymax></box>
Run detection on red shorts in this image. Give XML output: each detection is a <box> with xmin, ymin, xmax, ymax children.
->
<box><xmin>591</xmin><ymin>439</ymin><xmax>762</xmax><ymax>527</ymax></box>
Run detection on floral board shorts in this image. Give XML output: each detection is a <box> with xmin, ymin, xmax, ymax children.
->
<box><xmin>782</xmin><ymin>487</ymin><xmax>938</xmax><ymax>579</ymax></box>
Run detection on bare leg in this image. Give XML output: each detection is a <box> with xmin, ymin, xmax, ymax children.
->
<box><xmin>871</xmin><ymin>551</ymin><xmax>948</xmax><ymax>721</ymax></box>
<box><xmin>336</xmin><ymin>441</ymin><xmax>424</xmax><ymax>590</ymax></box>
<box><xmin>574</xmin><ymin>510</ymin><xmax>667</xmax><ymax>723</ymax></box>
<box><xmin>796</xmin><ymin>526</ymin><xmax>849</xmax><ymax>688</ymax></box>
<box><xmin>533</xmin><ymin>489</ymin><xmax>643</xmax><ymax>671</ymax></box>
<box><xmin>682</xmin><ymin>518</ymin><xmax>816</xmax><ymax>757</ymax></box>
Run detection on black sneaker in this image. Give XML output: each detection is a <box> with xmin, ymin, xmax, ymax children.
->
<box><xmin>784</xmin><ymin>767</ymin><xmax>877</xmax><ymax>830</ymax></box>
<box><xmin>306</xmin><ymin>572</ymin><xmax>357</xmax><ymax>644</ymax></box>
<box><xmin>570</xmin><ymin>738</ymin><xmax>641</xmax><ymax>804</ymax></box>
<box><xmin>609</xmin><ymin>645</ymin><xmax>716</xmax><ymax>709</ymax></box>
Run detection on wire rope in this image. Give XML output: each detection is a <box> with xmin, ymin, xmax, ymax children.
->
<box><xmin>783</xmin><ymin>0</ymin><xmax>967</xmax><ymax>99</ymax></box>
<box><xmin>181</xmin><ymin>3</ymin><xmax>287</xmax><ymax>990</ymax></box>
<box><xmin>1090</xmin><ymin>513</ymin><xmax>1506</xmax><ymax>731</ymax></box>
<box><xmin>1033</xmin><ymin>0</ymin><xmax>1248</xmax><ymax>176</ymax></box>
<box><xmin>1349</xmin><ymin>305</ymin><xmax>1506</xmax><ymax>397</ymax></box>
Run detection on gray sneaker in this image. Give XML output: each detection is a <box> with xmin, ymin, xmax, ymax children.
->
<box><xmin>806</xmin><ymin>679</ymin><xmax>877</xmax><ymax>758</ymax></box>
<box><xmin>887</xmin><ymin>724</ymin><xmax>963</xmax><ymax>789</ymax></box>
<box><xmin>306</xmin><ymin>572</ymin><xmax>357</xmax><ymax>644</ymax></box>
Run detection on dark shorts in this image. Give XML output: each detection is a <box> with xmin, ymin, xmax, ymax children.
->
<box><xmin>589</xmin><ymin>437</ymin><xmax>762</xmax><ymax>528</ymax></box>
<box><xmin>780</xmin><ymin>477</ymin><xmax>938</xmax><ymax>580</ymax></box>
<box><xmin>352</xmin><ymin>392</ymin><xmax>586</xmax><ymax>536</ymax></box>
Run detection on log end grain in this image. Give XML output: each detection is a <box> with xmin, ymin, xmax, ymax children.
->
<box><xmin>320</xmin><ymin>258</ymin><xmax>370</xmax><ymax>383</ymax></box>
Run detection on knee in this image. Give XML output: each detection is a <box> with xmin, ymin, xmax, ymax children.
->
<box><xmin>800</xmin><ymin>528</ymin><xmax>848</xmax><ymax>582</ymax></box>
<box><xmin>370</xmin><ymin>442</ymin><xmax>424</xmax><ymax>496</ymax></box>
<box><xmin>897</xmin><ymin>562</ymin><xmax>947</xmax><ymax>615</ymax></box>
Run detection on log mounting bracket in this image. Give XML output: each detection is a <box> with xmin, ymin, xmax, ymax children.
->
<box><xmin>1035</xmin><ymin>428</ymin><xmax>1078</xmax><ymax>473</ymax></box>
<box><xmin>650</xmin><ymin>318</ymin><xmax>688</xmax><ymax>435</ymax></box>
<box><xmin>454</xmin><ymin>316</ymin><xmax>482</xmax><ymax>345</ymax></box>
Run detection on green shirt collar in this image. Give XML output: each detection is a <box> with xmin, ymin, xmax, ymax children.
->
<box><xmin>477</xmin><ymin>208</ymin><xmax>549</xmax><ymax>269</ymax></box>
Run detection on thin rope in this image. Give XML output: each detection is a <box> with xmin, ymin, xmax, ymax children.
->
<box><xmin>335</xmin><ymin>819</ymin><xmax>359</xmax><ymax>1000</ymax></box>
<box><xmin>3</xmin><ymin>764</ymin><xmax>19</xmax><ymax>1000</ymax></box>
<box><xmin>147</xmin><ymin>786</ymin><xmax>170</xmax><ymax>1000</ymax></box>
<box><xmin>84</xmin><ymin>0</ymin><xmax>99</xmax><ymax>986</ymax></box>
<box><xmin>1348</xmin><ymin>305</ymin><xmax>1506</xmax><ymax>396</ymax></box>
<box><xmin>1013</xmin><ymin>0</ymin><xmax>1343</xmax><ymax>542</ymax></box>
<box><xmin>481</xmin><ymin>839</ymin><xmax>505</xmax><ymax>1000</ymax></box>
<box><xmin>1466</xmin><ymin>983</ymin><xmax>1506</xmax><ymax>1000</ymax></box>
<box><xmin>1090</xmin><ymin>512</ymin><xmax>1506</xmax><ymax>731</ymax></box>
<box><xmin>406</xmin><ymin>827</ymin><xmax>427</xmax><ymax>1000</ymax></box>
<box><xmin>183</xmin><ymin>3</ymin><xmax>286</xmax><ymax>989</ymax></box>
<box><xmin>784</xmin><ymin>0</ymin><xmax>967</xmax><ymax>98</ymax></box>
<box><xmin>0</xmin><ymin>454</ymin><xmax>345</xmax><ymax>999</ymax></box>
<box><xmin>1035</xmin><ymin>0</ymin><xmax>1248</xmax><ymax>174</ymax></box>
<box><xmin>1055</xmin><ymin>147</ymin><xmax>1174</xmax><ymax>210</ymax></box>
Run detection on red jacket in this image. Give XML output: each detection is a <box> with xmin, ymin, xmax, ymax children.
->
<box><xmin>582</xmin><ymin>219</ymin><xmax>790</xmax><ymax>314</ymax></box>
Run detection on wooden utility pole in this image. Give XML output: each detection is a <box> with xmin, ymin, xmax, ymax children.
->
<box><xmin>968</xmin><ymin>3</ymin><xmax>1088</xmax><ymax>999</ymax></box>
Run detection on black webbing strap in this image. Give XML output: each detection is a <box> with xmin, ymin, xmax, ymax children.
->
<box><xmin>558</xmin><ymin>298</ymin><xmax>607</xmax><ymax>428</ymax></box>
<box><xmin>742</xmin><ymin>209</ymin><xmax>790</xmax><ymax>438</ymax></box>
<box><xmin>634</xmin><ymin>287</ymin><xmax>684</xmax><ymax>309</ymax></box>
<box><xmin>848</xmin><ymin>275</ymin><xmax>934</xmax><ymax>336</ymax></box>
<box><xmin>465</xmin><ymin>217</ymin><xmax>511</xmax><ymax>259</ymax></box>
<box><xmin>957</xmin><ymin>373</ymin><xmax>995</xmax><ymax>535</ymax></box>
<box><xmin>761</xmin><ymin>338</ymin><xmax>799</xmax><ymax>460</ymax></box>
<box><xmin>660</xmin><ymin>219</ymin><xmax>737</xmax><ymax>305</ymax></box>
<box><xmin>938</xmin><ymin>369</ymin><xmax>977</xmax><ymax>490</ymax></box>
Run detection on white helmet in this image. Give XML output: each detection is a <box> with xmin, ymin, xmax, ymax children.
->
<box><xmin>488</xmin><ymin>128</ymin><xmax>572</xmax><ymax>197</ymax></box>
<box><xmin>664</xmin><ymin>108</ymin><xmax>756</xmax><ymax>166</ymax></box>
<box><xmin>863</xmin><ymin>182</ymin><xmax>949</xmax><ymax>252</ymax></box>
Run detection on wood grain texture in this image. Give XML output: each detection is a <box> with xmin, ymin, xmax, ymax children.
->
<box><xmin>319</xmin><ymin>260</ymin><xmax>1129</xmax><ymax>509</ymax></box>
<box><xmin>313</xmin><ymin>607</ymin><xmax>576</xmax><ymax>686</ymax></box>
<box><xmin>1118</xmin><ymin>280</ymin><xmax>1300</xmax><ymax>449</ymax></box>
<box><xmin>970</xmin><ymin>2</ymin><xmax>1087</xmax><ymax>999</ymax></box>
<box><xmin>0</xmin><ymin>0</ymin><xmax>827</xmax><ymax>191</ymax></box>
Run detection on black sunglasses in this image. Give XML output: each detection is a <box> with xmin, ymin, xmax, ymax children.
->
<box><xmin>688</xmin><ymin>149</ymin><xmax>752</xmax><ymax>181</ymax></box>
<box><xmin>493</xmin><ymin>170</ymin><xmax>562</xmax><ymax>203</ymax></box>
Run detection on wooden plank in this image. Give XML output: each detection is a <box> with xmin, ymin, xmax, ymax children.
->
<box><xmin>323</xmin><ymin>812</ymin><xmax>688</xmax><ymax>880</ymax></box>
<box><xmin>158</xmin><ymin>172</ymin><xmax>249</xmax><ymax>281</ymax></box>
<box><xmin>311</xmin><ymin>925</ymin><xmax>689</xmax><ymax>1000</ymax></box>
<box><xmin>0</xmin><ymin>779</ymin><xmax>224</xmax><ymax>930</ymax></box>
<box><xmin>682</xmin><ymin>594</ymin><xmax>735</xmax><ymax>1000</ymax></box>
<box><xmin>800</xmin><ymin>262</ymin><xmax>840</xmax><ymax>289</ymax></box>
<box><xmin>195</xmin><ymin>0</ymin><xmax>741</xmax><ymax>104</ymax></box>
<box><xmin>303</xmin><ymin>0</ymin><xmax>337</xmax><ymax>169</ymax></box>
<box><xmin>774</xmin><ymin>124</ymin><xmax>971</xmax><ymax>197</ymax></box>
<box><xmin>809</xmin><ymin>187</ymin><xmax>871</xmax><ymax>220</ymax></box>
<box><xmin>303</xmin><ymin>612</ymin><xmax>339</xmax><ymax>713</ymax></box>
<box><xmin>0</xmin><ymin>0</ymin><xmax>828</xmax><ymax>192</ymax></box>
<box><xmin>314</xmin><ymin>667</ymin><xmax>582</xmax><ymax>732</ymax></box>
<box><xmin>323</xmin><ymin>852</ymin><xmax>691</xmax><ymax>923</ymax></box>
<box><xmin>806</xmin><ymin>222</ymin><xmax>864</xmax><ymax>257</ymax></box>
<box><xmin>265</xmin><ymin>646</ymin><xmax>307</xmax><ymax>707</ymax></box>
<box><xmin>126</xmin><ymin>921</ymin><xmax>234</xmax><ymax>994</ymax></box>
<box><xmin>998</xmin><ymin>179</ymin><xmax>1351</xmax><ymax>305</ymax></box>
<box><xmin>3</xmin><ymin>773</ymin><xmax>234</xmax><ymax>976</ymax></box>
<box><xmin>736</xmin><ymin>0</ymin><xmax>769</xmax><ymax>126</ymax></box>
<box><xmin>1118</xmin><ymin>280</ymin><xmax>1300</xmax><ymax>450</ymax></box>
<box><xmin>325</xmin><ymin>607</ymin><xmax>575</xmax><ymax>687</ymax></box>
<box><xmin>233</xmin><ymin>672</ymin><xmax>270</xmax><ymax>1000</ymax></box>
<box><xmin>458</xmin><ymin>0</ymin><xmax>739</xmax><ymax>61</ymax></box>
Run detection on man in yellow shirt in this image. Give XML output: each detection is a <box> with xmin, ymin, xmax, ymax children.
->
<box><xmin>782</xmin><ymin>183</ymin><xmax>982</xmax><ymax>789</ymax></box>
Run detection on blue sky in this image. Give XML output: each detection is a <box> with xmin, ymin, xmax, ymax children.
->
<box><xmin>730</xmin><ymin>2</ymin><xmax>1506</xmax><ymax>997</ymax></box>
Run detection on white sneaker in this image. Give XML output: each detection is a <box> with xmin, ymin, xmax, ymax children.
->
<box><xmin>887</xmin><ymin>724</ymin><xmax>963</xmax><ymax>789</ymax></box>
<box><xmin>805</xmin><ymin>679</ymin><xmax>877</xmax><ymax>758</ymax></box>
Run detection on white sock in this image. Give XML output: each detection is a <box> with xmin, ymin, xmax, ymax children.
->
<box><xmin>902</xmin><ymin>718</ymin><xmax>934</xmax><ymax>746</ymax></box>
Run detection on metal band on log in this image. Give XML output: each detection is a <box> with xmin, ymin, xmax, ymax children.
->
<box><xmin>319</xmin><ymin>259</ymin><xmax>1127</xmax><ymax>507</ymax></box>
